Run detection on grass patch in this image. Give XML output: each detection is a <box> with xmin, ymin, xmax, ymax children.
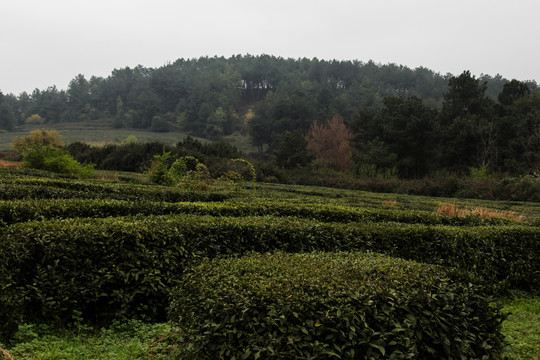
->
<box><xmin>2</xmin><ymin>320</ymin><xmax>187</xmax><ymax>360</ymax></box>
<box><xmin>0</xmin><ymin>126</ymin><xmax>193</xmax><ymax>152</ymax></box>
<box><xmin>501</xmin><ymin>294</ymin><xmax>540</xmax><ymax>360</ymax></box>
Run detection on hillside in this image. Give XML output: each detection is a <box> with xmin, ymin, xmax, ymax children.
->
<box><xmin>1</xmin><ymin>55</ymin><xmax>539</xmax><ymax>177</ymax></box>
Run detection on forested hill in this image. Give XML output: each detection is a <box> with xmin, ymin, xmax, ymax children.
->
<box><xmin>0</xmin><ymin>55</ymin><xmax>516</xmax><ymax>136</ymax></box>
<box><xmin>1</xmin><ymin>55</ymin><xmax>539</xmax><ymax>177</ymax></box>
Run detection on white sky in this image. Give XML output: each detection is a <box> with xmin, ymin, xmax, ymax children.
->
<box><xmin>1</xmin><ymin>0</ymin><xmax>539</xmax><ymax>95</ymax></box>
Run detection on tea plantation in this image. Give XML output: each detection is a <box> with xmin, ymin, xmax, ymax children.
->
<box><xmin>0</xmin><ymin>167</ymin><xmax>538</xmax><ymax>359</ymax></box>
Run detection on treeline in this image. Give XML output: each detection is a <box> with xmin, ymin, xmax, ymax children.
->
<box><xmin>0</xmin><ymin>55</ymin><xmax>509</xmax><ymax>135</ymax></box>
<box><xmin>1</xmin><ymin>55</ymin><xmax>539</xmax><ymax>177</ymax></box>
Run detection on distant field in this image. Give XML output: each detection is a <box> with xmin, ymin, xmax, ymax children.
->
<box><xmin>0</xmin><ymin>125</ymin><xmax>256</xmax><ymax>153</ymax></box>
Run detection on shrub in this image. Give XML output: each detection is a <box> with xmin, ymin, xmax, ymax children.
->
<box><xmin>21</xmin><ymin>145</ymin><xmax>94</xmax><ymax>178</ymax></box>
<box><xmin>0</xmin><ymin>212</ymin><xmax>536</xmax><ymax>339</ymax></box>
<box><xmin>147</xmin><ymin>150</ymin><xmax>176</xmax><ymax>185</ymax></box>
<box><xmin>0</xmin><ymin>218</ymin><xmax>193</xmax><ymax>333</ymax></box>
<box><xmin>12</xmin><ymin>129</ymin><xmax>63</xmax><ymax>153</ymax></box>
<box><xmin>169</xmin><ymin>251</ymin><xmax>506</xmax><ymax>359</ymax></box>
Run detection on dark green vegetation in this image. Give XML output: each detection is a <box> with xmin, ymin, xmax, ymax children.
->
<box><xmin>0</xmin><ymin>167</ymin><xmax>538</xmax><ymax>359</ymax></box>
<box><xmin>171</xmin><ymin>252</ymin><xmax>505</xmax><ymax>359</ymax></box>
<box><xmin>1</xmin><ymin>56</ymin><xmax>539</xmax><ymax>178</ymax></box>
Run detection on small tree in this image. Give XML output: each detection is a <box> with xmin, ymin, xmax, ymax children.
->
<box><xmin>306</xmin><ymin>115</ymin><xmax>354</xmax><ymax>171</ymax></box>
<box><xmin>12</xmin><ymin>129</ymin><xmax>64</xmax><ymax>154</ymax></box>
<box><xmin>148</xmin><ymin>150</ymin><xmax>176</xmax><ymax>185</ymax></box>
<box><xmin>25</xmin><ymin>114</ymin><xmax>45</xmax><ymax>125</ymax></box>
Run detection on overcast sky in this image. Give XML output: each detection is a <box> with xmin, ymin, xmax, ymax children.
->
<box><xmin>1</xmin><ymin>0</ymin><xmax>539</xmax><ymax>95</ymax></box>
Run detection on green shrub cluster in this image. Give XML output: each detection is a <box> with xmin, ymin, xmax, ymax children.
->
<box><xmin>169</xmin><ymin>251</ymin><xmax>506</xmax><ymax>359</ymax></box>
<box><xmin>0</xmin><ymin>214</ymin><xmax>536</xmax><ymax>337</ymax></box>
<box><xmin>21</xmin><ymin>145</ymin><xmax>95</xmax><ymax>178</ymax></box>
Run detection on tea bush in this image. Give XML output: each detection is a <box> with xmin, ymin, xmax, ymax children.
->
<box><xmin>0</xmin><ymin>178</ymin><xmax>232</xmax><ymax>202</ymax></box>
<box><xmin>0</xmin><ymin>198</ymin><xmax>520</xmax><ymax>227</ymax></box>
<box><xmin>169</xmin><ymin>251</ymin><xmax>506</xmax><ymax>359</ymax></box>
<box><xmin>0</xmin><ymin>214</ymin><xmax>536</xmax><ymax>336</ymax></box>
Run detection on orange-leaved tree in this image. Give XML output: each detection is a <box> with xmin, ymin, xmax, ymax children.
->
<box><xmin>306</xmin><ymin>114</ymin><xmax>354</xmax><ymax>172</ymax></box>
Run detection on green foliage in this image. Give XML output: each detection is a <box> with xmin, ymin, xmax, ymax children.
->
<box><xmin>24</xmin><ymin>113</ymin><xmax>45</xmax><ymax>125</ymax></box>
<box><xmin>470</xmin><ymin>165</ymin><xmax>489</xmax><ymax>180</ymax></box>
<box><xmin>229</xmin><ymin>158</ymin><xmax>256</xmax><ymax>188</ymax></box>
<box><xmin>0</xmin><ymin>217</ymin><xmax>192</xmax><ymax>332</ymax></box>
<box><xmin>0</xmin><ymin>213</ymin><xmax>536</xmax><ymax>335</ymax></box>
<box><xmin>147</xmin><ymin>152</ymin><xmax>212</xmax><ymax>189</ymax></box>
<box><xmin>0</xmin><ymin>197</ymin><xmax>521</xmax><ymax>228</ymax></box>
<box><xmin>22</xmin><ymin>145</ymin><xmax>94</xmax><ymax>178</ymax></box>
<box><xmin>124</xmin><ymin>135</ymin><xmax>138</xmax><ymax>144</ymax></box>
<box><xmin>354</xmin><ymin>163</ymin><xmax>398</xmax><ymax>180</ymax></box>
<box><xmin>4</xmin><ymin>320</ymin><xmax>185</xmax><ymax>359</ymax></box>
<box><xmin>354</xmin><ymin>96</ymin><xmax>437</xmax><ymax>177</ymax></box>
<box><xmin>12</xmin><ymin>129</ymin><xmax>64</xmax><ymax>154</ymax></box>
<box><xmin>501</xmin><ymin>295</ymin><xmax>540</xmax><ymax>359</ymax></box>
<box><xmin>67</xmin><ymin>141</ymin><xmax>170</xmax><ymax>173</ymax></box>
<box><xmin>170</xmin><ymin>251</ymin><xmax>506</xmax><ymax>359</ymax></box>
<box><xmin>273</xmin><ymin>130</ymin><xmax>314</xmax><ymax>169</ymax></box>
<box><xmin>0</xmin><ymin>173</ymin><xmax>232</xmax><ymax>202</ymax></box>
<box><xmin>148</xmin><ymin>150</ymin><xmax>176</xmax><ymax>185</ymax></box>
<box><xmin>5</xmin><ymin>57</ymin><xmax>540</xmax><ymax>178</ymax></box>
<box><xmin>0</xmin><ymin>168</ymin><xmax>538</xmax><ymax>356</ymax></box>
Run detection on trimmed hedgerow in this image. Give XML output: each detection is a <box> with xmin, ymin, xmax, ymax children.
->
<box><xmin>0</xmin><ymin>181</ymin><xmax>231</xmax><ymax>202</ymax></box>
<box><xmin>0</xmin><ymin>214</ymin><xmax>536</xmax><ymax>337</ymax></box>
<box><xmin>0</xmin><ymin>198</ymin><xmax>518</xmax><ymax>227</ymax></box>
<box><xmin>0</xmin><ymin>217</ymin><xmax>192</xmax><ymax>338</ymax></box>
<box><xmin>169</xmin><ymin>251</ymin><xmax>506</xmax><ymax>360</ymax></box>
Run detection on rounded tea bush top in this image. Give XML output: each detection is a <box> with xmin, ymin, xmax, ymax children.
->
<box><xmin>170</xmin><ymin>251</ymin><xmax>505</xmax><ymax>360</ymax></box>
<box><xmin>182</xmin><ymin>251</ymin><xmax>444</xmax><ymax>303</ymax></box>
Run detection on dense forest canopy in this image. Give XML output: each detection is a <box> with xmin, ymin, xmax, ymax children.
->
<box><xmin>1</xmin><ymin>55</ymin><xmax>539</xmax><ymax>177</ymax></box>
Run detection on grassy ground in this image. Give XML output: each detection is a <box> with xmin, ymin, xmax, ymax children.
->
<box><xmin>501</xmin><ymin>294</ymin><xmax>540</xmax><ymax>359</ymax></box>
<box><xmin>0</xmin><ymin>124</ymin><xmax>256</xmax><ymax>153</ymax></box>
<box><xmin>2</xmin><ymin>296</ymin><xmax>538</xmax><ymax>359</ymax></box>
<box><xmin>0</xmin><ymin>126</ymin><xmax>191</xmax><ymax>151</ymax></box>
<box><xmin>2</xmin><ymin>320</ymin><xmax>187</xmax><ymax>360</ymax></box>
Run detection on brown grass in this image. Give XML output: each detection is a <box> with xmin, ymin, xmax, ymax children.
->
<box><xmin>95</xmin><ymin>172</ymin><xmax>120</xmax><ymax>181</ymax></box>
<box><xmin>0</xmin><ymin>348</ymin><xmax>14</xmax><ymax>360</ymax></box>
<box><xmin>434</xmin><ymin>202</ymin><xmax>525</xmax><ymax>221</ymax></box>
<box><xmin>0</xmin><ymin>160</ymin><xmax>21</xmax><ymax>168</ymax></box>
<box><xmin>382</xmin><ymin>199</ymin><xmax>398</xmax><ymax>208</ymax></box>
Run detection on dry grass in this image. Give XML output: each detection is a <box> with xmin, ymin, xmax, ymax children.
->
<box><xmin>382</xmin><ymin>199</ymin><xmax>398</xmax><ymax>208</ymax></box>
<box><xmin>0</xmin><ymin>348</ymin><xmax>14</xmax><ymax>360</ymax></box>
<box><xmin>0</xmin><ymin>160</ymin><xmax>21</xmax><ymax>168</ymax></box>
<box><xmin>95</xmin><ymin>172</ymin><xmax>120</xmax><ymax>181</ymax></box>
<box><xmin>434</xmin><ymin>202</ymin><xmax>525</xmax><ymax>221</ymax></box>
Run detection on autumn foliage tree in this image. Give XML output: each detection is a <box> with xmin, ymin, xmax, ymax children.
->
<box><xmin>12</xmin><ymin>129</ymin><xmax>64</xmax><ymax>153</ymax></box>
<box><xmin>306</xmin><ymin>114</ymin><xmax>354</xmax><ymax>171</ymax></box>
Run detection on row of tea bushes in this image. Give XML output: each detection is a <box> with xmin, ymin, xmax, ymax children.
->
<box><xmin>170</xmin><ymin>251</ymin><xmax>506</xmax><ymax>359</ymax></box>
<box><xmin>0</xmin><ymin>182</ymin><xmax>231</xmax><ymax>203</ymax></box>
<box><xmin>0</xmin><ymin>214</ymin><xmax>537</xmax><ymax>337</ymax></box>
<box><xmin>0</xmin><ymin>198</ymin><xmax>518</xmax><ymax>227</ymax></box>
